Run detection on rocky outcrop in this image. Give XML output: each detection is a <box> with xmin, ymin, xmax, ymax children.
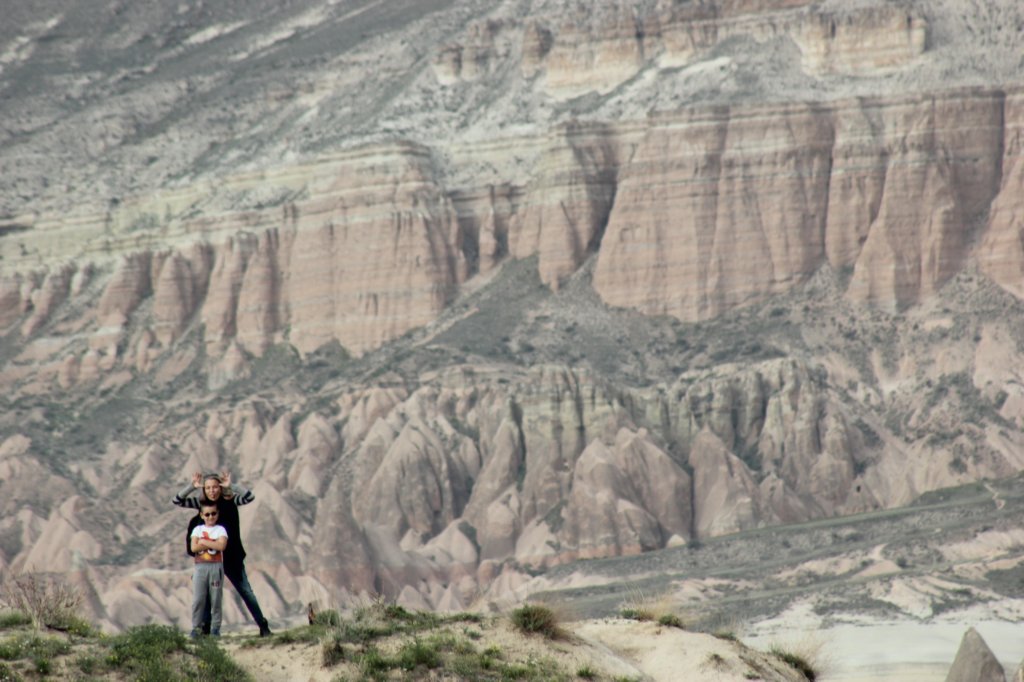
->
<box><xmin>796</xmin><ymin>5</ymin><xmax>927</xmax><ymax>75</ymax></box>
<box><xmin>845</xmin><ymin>90</ymin><xmax>1004</xmax><ymax>309</ymax></box>
<box><xmin>510</xmin><ymin>122</ymin><xmax>618</xmax><ymax>290</ymax></box>
<box><xmin>593</xmin><ymin>102</ymin><xmax>833</xmax><ymax>320</ymax></box>
<box><xmin>944</xmin><ymin>627</ymin><xmax>1006</xmax><ymax>682</ymax></box>
<box><xmin>561</xmin><ymin>429</ymin><xmax>693</xmax><ymax>558</ymax></box>
<box><xmin>530</xmin><ymin>1</ymin><xmax>926</xmax><ymax>98</ymax></box>
<box><xmin>979</xmin><ymin>91</ymin><xmax>1024</xmax><ymax>296</ymax></box>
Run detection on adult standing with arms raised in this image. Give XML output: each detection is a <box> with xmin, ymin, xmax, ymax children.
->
<box><xmin>174</xmin><ymin>471</ymin><xmax>272</xmax><ymax>637</ymax></box>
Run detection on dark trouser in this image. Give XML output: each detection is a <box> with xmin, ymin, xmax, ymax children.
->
<box><xmin>200</xmin><ymin>562</ymin><xmax>266</xmax><ymax>631</ymax></box>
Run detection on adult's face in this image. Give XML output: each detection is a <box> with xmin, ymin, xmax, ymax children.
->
<box><xmin>204</xmin><ymin>478</ymin><xmax>222</xmax><ymax>501</ymax></box>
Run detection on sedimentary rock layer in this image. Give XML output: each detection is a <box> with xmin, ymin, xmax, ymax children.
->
<box><xmin>4</xmin><ymin>87</ymin><xmax>1019</xmax><ymax>365</ymax></box>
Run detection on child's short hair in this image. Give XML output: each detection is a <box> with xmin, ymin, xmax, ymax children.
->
<box><xmin>200</xmin><ymin>501</ymin><xmax>217</xmax><ymax>512</ymax></box>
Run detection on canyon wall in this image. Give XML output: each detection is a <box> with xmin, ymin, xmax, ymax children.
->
<box><xmin>2</xmin><ymin>87</ymin><xmax>1020</xmax><ymax>362</ymax></box>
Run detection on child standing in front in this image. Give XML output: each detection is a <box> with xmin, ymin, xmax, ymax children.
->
<box><xmin>190</xmin><ymin>501</ymin><xmax>228</xmax><ymax>637</ymax></box>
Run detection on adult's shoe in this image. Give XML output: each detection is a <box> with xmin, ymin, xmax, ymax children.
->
<box><xmin>258</xmin><ymin>620</ymin><xmax>272</xmax><ymax>637</ymax></box>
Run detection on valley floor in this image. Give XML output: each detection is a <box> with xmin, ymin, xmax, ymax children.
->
<box><xmin>747</xmin><ymin>613</ymin><xmax>1024</xmax><ymax>681</ymax></box>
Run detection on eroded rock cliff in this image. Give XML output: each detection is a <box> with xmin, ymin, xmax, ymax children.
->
<box><xmin>2</xmin><ymin>0</ymin><xmax>1024</xmax><ymax>631</ymax></box>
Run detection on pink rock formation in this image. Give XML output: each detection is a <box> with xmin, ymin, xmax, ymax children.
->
<box><xmin>511</xmin><ymin>123</ymin><xmax>618</xmax><ymax>289</ymax></box>
<box><xmin>980</xmin><ymin>91</ymin><xmax>1024</xmax><ymax>296</ymax></box>
<box><xmin>690</xmin><ymin>428</ymin><xmax>761</xmax><ymax>537</ymax></box>
<box><xmin>21</xmin><ymin>264</ymin><xmax>74</xmax><ymax>337</ymax></box>
<box><xmin>151</xmin><ymin>244</ymin><xmax>212</xmax><ymax>346</ymax></box>
<box><xmin>593</xmin><ymin>103</ymin><xmax>833</xmax><ymax>320</ymax></box>
<box><xmin>847</xmin><ymin>91</ymin><xmax>1004</xmax><ymax>309</ymax></box>
<box><xmin>562</xmin><ymin>429</ymin><xmax>692</xmax><ymax>559</ymax></box>
<box><xmin>0</xmin><ymin>274</ymin><xmax>27</xmax><ymax>330</ymax></box>
<box><xmin>96</xmin><ymin>253</ymin><xmax>152</xmax><ymax>332</ymax></box>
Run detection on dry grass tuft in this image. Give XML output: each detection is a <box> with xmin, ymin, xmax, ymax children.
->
<box><xmin>766</xmin><ymin>632</ymin><xmax>832</xmax><ymax>682</ymax></box>
<box><xmin>618</xmin><ymin>588</ymin><xmax>691</xmax><ymax>629</ymax></box>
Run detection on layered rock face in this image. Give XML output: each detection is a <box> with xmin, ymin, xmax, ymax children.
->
<box><xmin>2</xmin><ymin>0</ymin><xmax>1024</xmax><ymax>633</ymax></box>
<box><xmin>3</xmin><ymin>87</ymin><xmax>1020</xmax><ymax>365</ymax></box>
<box><xmin>2</xmin><ymin>144</ymin><xmax>466</xmax><ymax>361</ymax></box>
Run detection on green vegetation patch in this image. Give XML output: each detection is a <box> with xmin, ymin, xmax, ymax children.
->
<box><xmin>247</xmin><ymin>600</ymin><xmax>578</xmax><ymax>681</ymax></box>
<box><xmin>0</xmin><ymin>632</ymin><xmax>71</xmax><ymax>661</ymax></box>
<box><xmin>105</xmin><ymin>624</ymin><xmax>251</xmax><ymax>681</ymax></box>
<box><xmin>0</xmin><ymin>612</ymin><xmax>31</xmax><ymax>631</ymax></box>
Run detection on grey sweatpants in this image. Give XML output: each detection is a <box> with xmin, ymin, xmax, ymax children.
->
<box><xmin>192</xmin><ymin>562</ymin><xmax>224</xmax><ymax>633</ymax></box>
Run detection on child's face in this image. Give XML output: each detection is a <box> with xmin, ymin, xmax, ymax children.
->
<box><xmin>201</xmin><ymin>508</ymin><xmax>219</xmax><ymax>527</ymax></box>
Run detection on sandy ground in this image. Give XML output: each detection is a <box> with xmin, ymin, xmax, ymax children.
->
<box><xmin>224</xmin><ymin>617</ymin><xmax>813</xmax><ymax>682</ymax></box>
<box><xmin>217</xmin><ymin>600</ymin><xmax>1024</xmax><ymax>682</ymax></box>
<box><xmin>745</xmin><ymin>609</ymin><xmax>1024</xmax><ymax>681</ymax></box>
<box><xmin>575</xmin><ymin>619</ymin><xmax>808</xmax><ymax>682</ymax></box>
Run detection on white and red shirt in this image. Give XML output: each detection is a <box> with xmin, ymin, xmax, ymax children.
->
<box><xmin>190</xmin><ymin>524</ymin><xmax>228</xmax><ymax>563</ymax></box>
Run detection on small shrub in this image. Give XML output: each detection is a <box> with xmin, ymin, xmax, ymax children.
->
<box><xmin>76</xmin><ymin>654</ymin><xmax>100</xmax><ymax>673</ymax></box>
<box><xmin>1</xmin><ymin>573</ymin><xmax>83</xmax><ymax>631</ymax></box>
<box><xmin>193</xmin><ymin>637</ymin><xmax>251</xmax><ymax>681</ymax></box>
<box><xmin>446</xmin><ymin>635</ymin><xmax>476</xmax><ymax>655</ymax></box>
<box><xmin>32</xmin><ymin>655</ymin><xmax>51</xmax><ymax>674</ymax></box>
<box><xmin>451</xmin><ymin>652</ymin><xmax>487</xmax><ymax>676</ymax></box>
<box><xmin>382</xmin><ymin>603</ymin><xmax>415</xmax><ymax>622</ymax></box>
<box><xmin>620</xmin><ymin>608</ymin><xmax>653</xmax><ymax>621</ymax></box>
<box><xmin>577</xmin><ymin>664</ymin><xmax>597</xmax><ymax>678</ymax></box>
<box><xmin>321</xmin><ymin>633</ymin><xmax>346</xmax><ymax>667</ymax></box>
<box><xmin>706</xmin><ymin>652</ymin><xmax>726</xmax><ymax>667</ymax></box>
<box><xmin>59</xmin><ymin>614</ymin><xmax>95</xmax><ymax>637</ymax></box>
<box><xmin>713</xmin><ymin>630</ymin><xmax>738</xmax><ymax>641</ymax></box>
<box><xmin>770</xmin><ymin>646</ymin><xmax>817</xmax><ymax>681</ymax></box>
<box><xmin>510</xmin><ymin>604</ymin><xmax>563</xmax><ymax>639</ymax></box>
<box><xmin>357</xmin><ymin>645</ymin><xmax>391</xmax><ymax>677</ymax></box>
<box><xmin>657</xmin><ymin>614</ymin><xmax>683</xmax><ymax>628</ymax></box>
<box><xmin>395</xmin><ymin>637</ymin><xmax>441</xmax><ymax>671</ymax></box>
